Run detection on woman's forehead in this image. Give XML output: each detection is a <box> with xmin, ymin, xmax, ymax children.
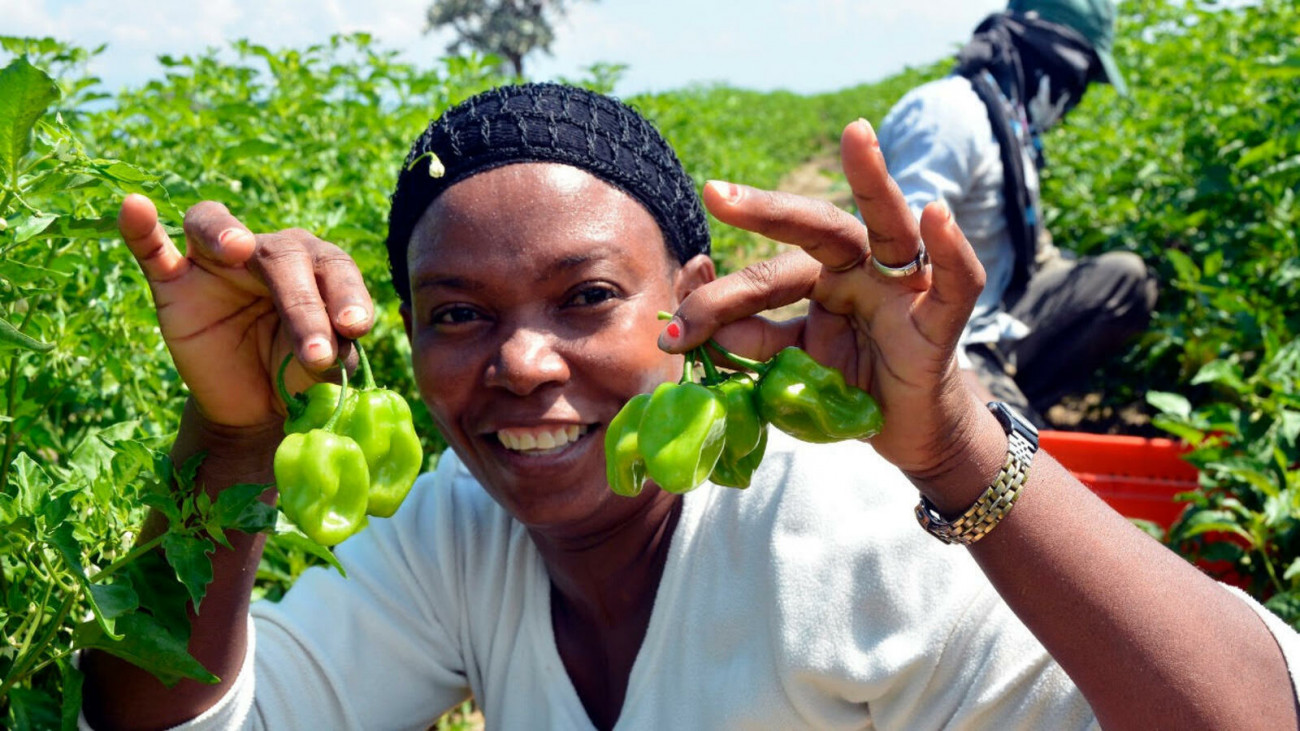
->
<box><xmin>415</xmin><ymin>164</ymin><xmax>662</xmax><ymax>244</ymax></box>
<box><xmin>408</xmin><ymin>163</ymin><xmax>669</xmax><ymax>269</ymax></box>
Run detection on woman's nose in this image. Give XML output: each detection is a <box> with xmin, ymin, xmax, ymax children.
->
<box><xmin>484</xmin><ymin>327</ymin><xmax>570</xmax><ymax>395</ymax></box>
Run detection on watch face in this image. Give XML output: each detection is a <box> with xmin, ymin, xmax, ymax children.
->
<box><xmin>988</xmin><ymin>401</ymin><xmax>1039</xmax><ymax>448</ymax></box>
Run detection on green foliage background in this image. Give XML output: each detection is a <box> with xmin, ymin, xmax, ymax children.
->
<box><xmin>1</xmin><ymin>0</ymin><xmax>1298</xmax><ymax>724</ymax></box>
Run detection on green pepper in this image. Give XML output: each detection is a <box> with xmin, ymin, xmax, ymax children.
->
<box><xmin>283</xmin><ymin>381</ymin><xmax>349</xmax><ymax>435</ymax></box>
<box><xmin>277</xmin><ymin>343</ymin><xmax>424</xmax><ymax>518</ymax></box>
<box><xmin>273</xmin><ymin>358</ymin><xmax>370</xmax><ymax>546</ymax></box>
<box><xmin>605</xmin><ymin>392</ymin><xmax>651</xmax><ymax>497</ymax></box>
<box><xmin>345</xmin><ymin>342</ymin><xmax>423</xmax><ymax>517</ymax></box>
<box><xmin>638</xmin><ymin>379</ymin><xmax>729</xmax><ymax>494</ymax></box>
<box><xmin>711</xmin><ymin>426</ymin><xmax>768</xmax><ymax>489</ymax></box>
<box><xmin>755</xmin><ymin>347</ymin><xmax>882</xmax><ymax>443</ymax></box>
<box><xmin>709</xmin><ymin>372</ymin><xmax>764</xmax><ymax>460</ymax></box>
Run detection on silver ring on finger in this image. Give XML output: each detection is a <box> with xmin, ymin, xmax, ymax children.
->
<box><xmin>871</xmin><ymin>241</ymin><xmax>930</xmax><ymax>278</ymax></box>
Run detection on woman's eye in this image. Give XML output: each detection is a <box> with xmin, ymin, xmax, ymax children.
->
<box><xmin>567</xmin><ymin>285</ymin><xmax>617</xmax><ymax>307</ymax></box>
<box><xmin>431</xmin><ymin>305</ymin><xmax>482</xmax><ymax>325</ymax></box>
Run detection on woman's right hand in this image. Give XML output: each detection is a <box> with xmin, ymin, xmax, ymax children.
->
<box><xmin>118</xmin><ymin>194</ymin><xmax>374</xmax><ymax>430</ymax></box>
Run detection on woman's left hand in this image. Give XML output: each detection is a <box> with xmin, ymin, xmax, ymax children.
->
<box><xmin>660</xmin><ymin>119</ymin><xmax>994</xmax><ymax>489</ymax></box>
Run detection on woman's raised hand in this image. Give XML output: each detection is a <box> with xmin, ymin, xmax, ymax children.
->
<box><xmin>660</xmin><ymin>119</ymin><xmax>990</xmax><ymax>480</ymax></box>
<box><xmin>117</xmin><ymin>195</ymin><xmax>373</xmax><ymax>430</ymax></box>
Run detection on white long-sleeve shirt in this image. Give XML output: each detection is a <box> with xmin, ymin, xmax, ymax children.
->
<box><xmin>117</xmin><ymin>432</ymin><xmax>1300</xmax><ymax>730</ymax></box>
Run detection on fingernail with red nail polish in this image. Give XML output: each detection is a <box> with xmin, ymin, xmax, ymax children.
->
<box><xmin>304</xmin><ymin>336</ymin><xmax>331</xmax><ymax>363</ymax></box>
<box><xmin>338</xmin><ymin>306</ymin><xmax>366</xmax><ymax>328</ymax></box>
<box><xmin>708</xmin><ymin>180</ymin><xmax>741</xmax><ymax>203</ymax></box>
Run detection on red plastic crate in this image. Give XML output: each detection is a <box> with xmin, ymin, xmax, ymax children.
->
<box><xmin>1038</xmin><ymin>430</ymin><xmax>1198</xmax><ymax>529</ymax></box>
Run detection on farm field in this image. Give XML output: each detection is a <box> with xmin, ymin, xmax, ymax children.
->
<box><xmin>2</xmin><ymin>0</ymin><xmax>1298</xmax><ymax>725</ymax></box>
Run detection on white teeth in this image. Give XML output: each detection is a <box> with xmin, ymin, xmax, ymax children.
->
<box><xmin>497</xmin><ymin>425</ymin><xmax>589</xmax><ymax>453</ymax></box>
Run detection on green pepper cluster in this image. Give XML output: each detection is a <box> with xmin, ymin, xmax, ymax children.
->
<box><xmin>605</xmin><ymin>320</ymin><xmax>883</xmax><ymax>497</ymax></box>
<box><xmin>272</xmin><ymin>341</ymin><xmax>423</xmax><ymax>546</ymax></box>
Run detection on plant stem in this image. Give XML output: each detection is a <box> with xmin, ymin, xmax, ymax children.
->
<box><xmin>698</xmin><ymin>346</ymin><xmax>723</xmax><ymax>385</ymax></box>
<box><xmin>323</xmin><ymin>355</ymin><xmax>349</xmax><ymax>432</ymax></box>
<box><xmin>355</xmin><ymin>339</ymin><xmax>375</xmax><ymax>390</ymax></box>
<box><xmin>24</xmin><ymin>646</ymin><xmax>74</xmax><ymax>678</ymax></box>
<box><xmin>0</xmin><ymin>309</ymin><xmax>39</xmax><ymax>489</ymax></box>
<box><xmin>89</xmin><ymin>533</ymin><xmax>166</xmax><ymax>585</ymax></box>
<box><xmin>0</xmin><ymin>588</ymin><xmax>79</xmax><ymax>700</ymax></box>
<box><xmin>705</xmin><ymin>338</ymin><xmax>769</xmax><ymax>375</ymax></box>
<box><xmin>275</xmin><ymin>352</ymin><xmax>297</xmax><ymax>410</ymax></box>
<box><xmin>16</xmin><ymin>574</ymin><xmax>55</xmax><ymax>657</ymax></box>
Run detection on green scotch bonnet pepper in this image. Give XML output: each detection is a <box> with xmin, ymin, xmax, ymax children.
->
<box><xmin>277</xmin><ymin>341</ymin><xmax>424</xmax><ymax>520</ymax></box>
<box><xmin>274</xmin><ymin>358</ymin><xmax>370</xmax><ymax>546</ymax></box>
<box><xmin>755</xmin><ymin>347</ymin><xmax>882</xmax><ymax>443</ymax></box>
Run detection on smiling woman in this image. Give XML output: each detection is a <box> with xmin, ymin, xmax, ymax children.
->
<box><xmin>80</xmin><ymin>82</ymin><xmax>1300</xmax><ymax>730</ymax></box>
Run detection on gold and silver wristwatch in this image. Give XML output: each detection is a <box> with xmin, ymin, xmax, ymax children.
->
<box><xmin>915</xmin><ymin>401</ymin><xmax>1039</xmax><ymax>546</ymax></box>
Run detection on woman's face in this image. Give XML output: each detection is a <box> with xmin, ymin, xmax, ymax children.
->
<box><xmin>404</xmin><ymin>163</ymin><xmax>712</xmax><ymax>530</ymax></box>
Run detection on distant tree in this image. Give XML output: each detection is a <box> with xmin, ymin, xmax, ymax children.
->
<box><xmin>424</xmin><ymin>0</ymin><xmax>588</xmax><ymax>77</ymax></box>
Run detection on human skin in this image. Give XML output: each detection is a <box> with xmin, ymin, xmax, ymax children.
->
<box><xmin>403</xmin><ymin>163</ymin><xmax>714</xmax><ymax>727</ymax></box>
<box><xmin>82</xmin><ymin>118</ymin><xmax>1297</xmax><ymax>730</ymax></box>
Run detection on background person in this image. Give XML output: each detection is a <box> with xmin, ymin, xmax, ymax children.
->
<box><xmin>81</xmin><ymin>83</ymin><xmax>1298</xmax><ymax>730</ymax></box>
<box><xmin>878</xmin><ymin>0</ymin><xmax>1158</xmax><ymax>426</ymax></box>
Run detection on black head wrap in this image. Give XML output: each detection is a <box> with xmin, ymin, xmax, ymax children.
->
<box><xmin>386</xmin><ymin>82</ymin><xmax>712</xmax><ymax>304</ymax></box>
<box><xmin>954</xmin><ymin>12</ymin><xmax>1102</xmax><ymax>136</ymax></box>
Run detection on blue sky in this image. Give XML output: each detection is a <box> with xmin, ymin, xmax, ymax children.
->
<box><xmin>3</xmin><ymin>0</ymin><xmax>1010</xmax><ymax>96</ymax></box>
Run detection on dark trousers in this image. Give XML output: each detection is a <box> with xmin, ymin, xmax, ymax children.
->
<box><xmin>967</xmin><ymin>251</ymin><xmax>1158</xmax><ymax>427</ymax></box>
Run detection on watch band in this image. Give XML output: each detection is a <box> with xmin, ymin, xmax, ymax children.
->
<box><xmin>914</xmin><ymin>402</ymin><xmax>1039</xmax><ymax>546</ymax></box>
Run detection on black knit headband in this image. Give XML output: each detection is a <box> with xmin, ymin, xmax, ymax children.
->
<box><xmin>385</xmin><ymin>82</ymin><xmax>712</xmax><ymax>303</ymax></box>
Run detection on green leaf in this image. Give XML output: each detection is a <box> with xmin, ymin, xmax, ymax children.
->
<box><xmin>72</xmin><ymin>612</ymin><xmax>219</xmax><ymax>687</ymax></box>
<box><xmin>0</xmin><ymin>314</ymin><xmax>55</xmax><ymax>353</ymax></box>
<box><xmin>271</xmin><ymin>525</ymin><xmax>347</xmax><ymax>578</ymax></box>
<box><xmin>69</xmin><ymin>429</ymin><xmax>117</xmax><ymax>484</ymax></box>
<box><xmin>0</xmin><ymin>493</ymin><xmax>17</xmax><ymax>524</ymax></box>
<box><xmin>1172</xmin><ymin>510</ymin><xmax>1256</xmax><ymax>544</ymax></box>
<box><xmin>206</xmin><ymin>482</ymin><xmax>276</xmax><ymax>543</ymax></box>
<box><xmin>125</xmin><ymin>551</ymin><xmax>191</xmax><ymax>640</ymax></box>
<box><xmin>7</xmin><ymin>452</ymin><xmax>52</xmax><ymax>514</ymax></box>
<box><xmin>1198</xmin><ymin>540</ymin><xmax>1245</xmax><ymax>564</ymax></box>
<box><xmin>1265</xmin><ymin>591</ymin><xmax>1300</xmax><ymax>628</ymax></box>
<box><xmin>5</xmin><ymin>686</ymin><xmax>61</xmax><ymax>731</ymax></box>
<box><xmin>0</xmin><ymin>57</ymin><xmax>60</xmax><ymax>185</ymax></box>
<box><xmin>1191</xmin><ymin>359</ymin><xmax>1248</xmax><ymax>392</ymax></box>
<box><xmin>1147</xmin><ymin>390</ymin><xmax>1192</xmax><ymax>419</ymax></box>
<box><xmin>1150</xmin><ymin>416</ymin><xmax>1206</xmax><ymax>445</ymax></box>
<box><xmin>12</xmin><ymin>212</ymin><xmax>57</xmax><ymax>243</ymax></box>
<box><xmin>162</xmin><ymin>532</ymin><xmax>214</xmax><ymax>611</ymax></box>
<box><xmin>1164</xmin><ymin>249</ymin><xmax>1200</xmax><ymax>284</ymax></box>
<box><xmin>59</xmin><ymin>658</ymin><xmax>85</xmax><ymax>731</ymax></box>
<box><xmin>88</xmin><ymin>580</ymin><xmax>141</xmax><ymax>622</ymax></box>
<box><xmin>1284</xmin><ymin>557</ymin><xmax>1300</xmax><ymax>582</ymax></box>
<box><xmin>49</xmin><ymin>523</ymin><xmax>129</xmax><ymax>639</ymax></box>
<box><xmin>1129</xmin><ymin>518</ymin><xmax>1165</xmax><ymax>541</ymax></box>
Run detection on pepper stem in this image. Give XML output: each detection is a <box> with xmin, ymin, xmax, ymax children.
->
<box><xmin>697</xmin><ymin>346</ymin><xmax>723</xmax><ymax>385</ymax></box>
<box><xmin>276</xmin><ymin>353</ymin><xmax>308</xmax><ymax>422</ymax></box>
<box><xmin>705</xmin><ymin>338</ymin><xmax>769</xmax><ymax>376</ymax></box>
<box><xmin>681</xmin><ymin>349</ymin><xmax>698</xmax><ymax>384</ymax></box>
<box><xmin>323</xmin><ymin>356</ymin><xmax>349</xmax><ymax>433</ymax></box>
<box><xmin>355</xmin><ymin>339</ymin><xmax>376</xmax><ymax>391</ymax></box>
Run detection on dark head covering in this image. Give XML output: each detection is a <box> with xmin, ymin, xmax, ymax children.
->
<box><xmin>386</xmin><ymin>82</ymin><xmax>712</xmax><ymax>304</ymax></box>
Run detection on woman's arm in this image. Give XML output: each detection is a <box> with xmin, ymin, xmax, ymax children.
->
<box><xmin>81</xmin><ymin>196</ymin><xmax>375</xmax><ymax>729</ymax></box>
<box><xmin>663</xmin><ymin>118</ymin><xmax>1299</xmax><ymax>729</ymax></box>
